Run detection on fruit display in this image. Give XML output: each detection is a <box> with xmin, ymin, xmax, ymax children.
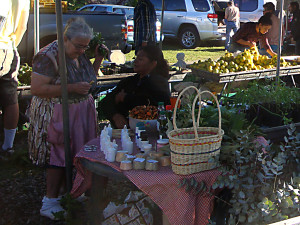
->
<box><xmin>129</xmin><ymin>105</ymin><xmax>158</xmax><ymax>120</ymax></box>
<box><xmin>190</xmin><ymin>47</ymin><xmax>293</xmax><ymax>74</ymax></box>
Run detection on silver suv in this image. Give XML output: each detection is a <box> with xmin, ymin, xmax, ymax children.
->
<box><xmin>150</xmin><ymin>0</ymin><xmax>221</xmax><ymax>48</ymax></box>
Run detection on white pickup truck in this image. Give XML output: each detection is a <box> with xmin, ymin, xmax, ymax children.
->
<box><xmin>18</xmin><ymin>10</ymin><xmax>132</xmax><ymax>64</ymax></box>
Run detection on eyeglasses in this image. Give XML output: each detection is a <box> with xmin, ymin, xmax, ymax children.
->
<box><xmin>69</xmin><ymin>39</ymin><xmax>90</xmax><ymax>50</ymax></box>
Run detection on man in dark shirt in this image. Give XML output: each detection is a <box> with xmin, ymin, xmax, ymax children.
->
<box><xmin>134</xmin><ymin>0</ymin><xmax>157</xmax><ymax>55</ymax></box>
<box><xmin>229</xmin><ymin>14</ymin><xmax>276</xmax><ymax>57</ymax></box>
<box><xmin>286</xmin><ymin>1</ymin><xmax>300</xmax><ymax>55</ymax></box>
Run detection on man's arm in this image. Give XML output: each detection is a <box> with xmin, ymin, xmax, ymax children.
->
<box><xmin>14</xmin><ymin>8</ymin><xmax>29</xmax><ymax>47</ymax></box>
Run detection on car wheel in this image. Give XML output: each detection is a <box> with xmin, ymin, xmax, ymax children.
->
<box><xmin>179</xmin><ymin>27</ymin><xmax>200</xmax><ymax>49</ymax></box>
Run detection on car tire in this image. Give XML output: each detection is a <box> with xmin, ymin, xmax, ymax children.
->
<box><xmin>179</xmin><ymin>27</ymin><xmax>200</xmax><ymax>49</ymax></box>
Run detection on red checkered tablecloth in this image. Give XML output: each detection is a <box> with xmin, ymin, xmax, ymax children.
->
<box><xmin>71</xmin><ymin>137</ymin><xmax>221</xmax><ymax>225</ymax></box>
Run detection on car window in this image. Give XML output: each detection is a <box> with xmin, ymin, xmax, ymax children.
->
<box><xmin>236</xmin><ymin>0</ymin><xmax>258</xmax><ymax>12</ymax></box>
<box><xmin>192</xmin><ymin>0</ymin><xmax>210</xmax><ymax>12</ymax></box>
<box><xmin>80</xmin><ymin>6</ymin><xmax>94</xmax><ymax>11</ymax></box>
<box><xmin>165</xmin><ymin>0</ymin><xmax>186</xmax><ymax>11</ymax></box>
<box><xmin>113</xmin><ymin>8</ymin><xmax>124</xmax><ymax>14</ymax></box>
<box><xmin>213</xmin><ymin>1</ymin><xmax>228</xmax><ymax>11</ymax></box>
<box><xmin>124</xmin><ymin>8</ymin><xmax>134</xmax><ymax>17</ymax></box>
<box><xmin>94</xmin><ymin>6</ymin><xmax>108</xmax><ymax>12</ymax></box>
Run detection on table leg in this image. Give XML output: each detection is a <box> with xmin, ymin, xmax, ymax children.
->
<box><xmin>87</xmin><ymin>173</ymin><xmax>108</xmax><ymax>225</ymax></box>
<box><xmin>162</xmin><ymin>212</ymin><xmax>171</xmax><ymax>225</ymax></box>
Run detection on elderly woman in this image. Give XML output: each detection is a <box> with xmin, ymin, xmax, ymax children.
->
<box><xmin>100</xmin><ymin>45</ymin><xmax>171</xmax><ymax>128</ymax></box>
<box><xmin>28</xmin><ymin>18</ymin><xmax>104</xmax><ymax>219</ymax></box>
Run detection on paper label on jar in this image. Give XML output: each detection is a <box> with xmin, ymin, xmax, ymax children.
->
<box><xmin>147</xmin><ymin>160</ymin><xmax>158</xmax><ymax>163</ymax></box>
<box><xmin>134</xmin><ymin>158</ymin><xmax>145</xmax><ymax>162</ymax></box>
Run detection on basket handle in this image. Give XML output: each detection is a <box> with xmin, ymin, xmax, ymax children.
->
<box><xmin>195</xmin><ymin>90</ymin><xmax>222</xmax><ymax>136</ymax></box>
<box><xmin>173</xmin><ymin>87</ymin><xmax>222</xmax><ymax>140</ymax></box>
<box><xmin>173</xmin><ymin>86</ymin><xmax>202</xmax><ymax>139</ymax></box>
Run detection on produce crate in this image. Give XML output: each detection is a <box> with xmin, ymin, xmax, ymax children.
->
<box><xmin>189</xmin><ymin>65</ymin><xmax>300</xmax><ymax>83</ymax></box>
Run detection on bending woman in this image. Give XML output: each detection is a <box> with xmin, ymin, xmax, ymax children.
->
<box><xmin>100</xmin><ymin>45</ymin><xmax>171</xmax><ymax>128</ymax></box>
<box><xmin>229</xmin><ymin>13</ymin><xmax>276</xmax><ymax>57</ymax></box>
<box><xmin>28</xmin><ymin>18</ymin><xmax>104</xmax><ymax>220</ymax></box>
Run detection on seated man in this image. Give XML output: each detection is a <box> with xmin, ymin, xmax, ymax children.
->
<box><xmin>229</xmin><ymin>13</ymin><xmax>276</xmax><ymax>57</ymax></box>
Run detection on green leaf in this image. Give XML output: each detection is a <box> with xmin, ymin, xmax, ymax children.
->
<box><xmin>239</xmin><ymin>191</ymin><xmax>245</xmax><ymax>199</ymax></box>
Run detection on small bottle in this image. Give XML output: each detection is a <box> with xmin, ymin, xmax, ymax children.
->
<box><xmin>158</xmin><ymin>111</ymin><xmax>168</xmax><ymax>139</ymax></box>
<box><xmin>165</xmin><ymin>105</ymin><xmax>173</xmax><ymax>122</ymax></box>
<box><xmin>157</xmin><ymin>102</ymin><xmax>165</xmax><ymax>116</ymax></box>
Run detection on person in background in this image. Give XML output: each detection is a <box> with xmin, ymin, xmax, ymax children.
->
<box><xmin>260</xmin><ymin>2</ymin><xmax>285</xmax><ymax>56</ymax></box>
<box><xmin>28</xmin><ymin>17</ymin><xmax>105</xmax><ymax>220</ymax></box>
<box><xmin>0</xmin><ymin>0</ymin><xmax>29</xmax><ymax>156</ymax></box>
<box><xmin>224</xmin><ymin>1</ymin><xmax>240</xmax><ymax>51</ymax></box>
<box><xmin>100</xmin><ymin>45</ymin><xmax>170</xmax><ymax>129</ymax></box>
<box><xmin>286</xmin><ymin>1</ymin><xmax>300</xmax><ymax>55</ymax></box>
<box><xmin>229</xmin><ymin>14</ymin><xmax>276</xmax><ymax>57</ymax></box>
<box><xmin>134</xmin><ymin>0</ymin><xmax>157</xmax><ymax>55</ymax></box>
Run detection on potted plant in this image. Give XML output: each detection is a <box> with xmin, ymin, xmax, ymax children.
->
<box><xmin>211</xmin><ymin>123</ymin><xmax>300</xmax><ymax>224</ymax></box>
<box><xmin>231</xmin><ymin>81</ymin><xmax>300</xmax><ymax>127</ymax></box>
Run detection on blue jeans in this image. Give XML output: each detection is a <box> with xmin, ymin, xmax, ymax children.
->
<box><xmin>225</xmin><ymin>21</ymin><xmax>238</xmax><ymax>50</ymax></box>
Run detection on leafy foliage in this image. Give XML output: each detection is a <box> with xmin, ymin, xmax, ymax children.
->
<box><xmin>67</xmin><ymin>0</ymin><xmax>87</xmax><ymax>11</ymax></box>
<box><xmin>212</xmin><ymin>123</ymin><xmax>300</xmax><ymax>224</ymax></box>
<box><xmin>85</xmin><ymin>32</ymin><xmax>107</xmax><ymax>59</ymax></box>
<box><xmin>178</xmin><ymin>178</ymin><xmax>207</xmax><ymax>195</ymax></box>
<box><xmin>18</xmin><ymin>63</ymin><xmax>32</xmax><ymax>86</ymax></box>
<box><xmin>232</xmin><ymin>81</ymin><xmax>300</xmax><ymax>125</ymax></box>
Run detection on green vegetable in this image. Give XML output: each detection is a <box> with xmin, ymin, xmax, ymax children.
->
<box><xmin>85</xmin><ymin>32</ymin><xmax>106</xmax><ymax>59</ymax></box>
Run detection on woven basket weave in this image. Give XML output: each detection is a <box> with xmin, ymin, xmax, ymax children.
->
<box><xmin>168</xmin><ymin>86</ymin><xmax>224</xmax><ymax>175</ymax></box>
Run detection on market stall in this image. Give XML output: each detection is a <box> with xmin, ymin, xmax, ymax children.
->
<box><xmin>71</xmin><ymin>136</ymin><xmax>221</xmax><ymax>225</ymax></box>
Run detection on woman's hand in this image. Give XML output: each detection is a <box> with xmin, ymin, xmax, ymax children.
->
<box><xmin>69</xmin><ymin>82</ymin><xmax>91</xmax><ymax>95</ymax></box>
<box><xmin>115</xmin><ymin>89</ymin><xmax>127</xmax><ymax>104</ymax></box>
<box><xmin>93</xmin><ymin>44</ymin><xmax>109</xmax><ymax>74</ymax></box>
<box><xmin>95</xmin><ymin>44</ymin><xmax>109</xmax><ymax>59</ymax></box>
<box><xmin>112</xmin><ymin>113</ymin><xmax>128</xmax><ymax>129</ymax></box>
<box><xmin>248</xmin><ymin>41</ymin><xmax>256</xmax><ymax>48</ymax></box>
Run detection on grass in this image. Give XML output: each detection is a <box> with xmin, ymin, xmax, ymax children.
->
<box><xmin>125</xmin><ymin>39</ymin><xmax>225</xmax><ymax>64</ymax></box>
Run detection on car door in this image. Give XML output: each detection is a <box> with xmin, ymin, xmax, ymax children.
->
<box><xmin>188</xmin><ymin>0</ymin><xmax>217</xmax><ymax>40</ymax></box>
<box><xmin>151</xmin><ymin>0</ymin><xmax>187</xmax><ymax>37</ymax></box>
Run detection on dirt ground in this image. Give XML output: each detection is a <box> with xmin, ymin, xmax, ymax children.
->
<box><xmin>0</xmin><ymin>129</ymin><xmax>163</xmax><ymax>225</ymax></box>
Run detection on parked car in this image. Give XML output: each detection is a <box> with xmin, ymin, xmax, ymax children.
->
<box><xmin>78</xmin><ymin>4</ymin><xmax>162</xmax><ymax>45</ymax></box>
<box><xmin>148</xmin><ymin>0</ymin><xmax>222</xmax><ymax>49</ymax></box>
<box><xmin>18</xmin><ymin>11</ymin><xmax>131</xmax><ymax>64</ymax></box>
<box><xmin>78</xmin><ymin>4</ymin><xmax>134</xmax><ymax>19</ymax></box>
<box><xmin>213</xmin><ymin>0</ymin><xmax>278</xmax><ymax>24</ymax></box>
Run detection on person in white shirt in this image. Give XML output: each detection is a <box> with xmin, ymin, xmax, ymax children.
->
<box><xmin>225</xmin><ymin>1</ymin><xmax>240</xmax><ymax>50</ymax></box>
<box><xmin>0</xmin><ymin>0</ymin><xmax>29</xmax><ymax>155</ymax></box>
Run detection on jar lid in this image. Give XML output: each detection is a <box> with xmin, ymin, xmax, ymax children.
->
<box><xmin>157</xmin><ymin>138</ymin><xmax>169</xmax><ymax>145</ymax></box>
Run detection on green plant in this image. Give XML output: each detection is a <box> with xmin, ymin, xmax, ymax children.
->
<box><xmin>232</xmin><ymin>81</ymin><xmax>300</xmax><ymax>125</ymax></box>
<box><xmin>18</xmin><ymin>63</ymin><xmax>32</xmax><ymax>86</ymax></box>
<box><xmin>53</xmin><ymin>193</ymin><xmax>84</xmax><ymax>224</ymax></box>
<box><xmin>177</xmin><ymin>177</ymin><xmax>207</xmax><ymax>195</ymax></box>
<box><xmin>211</xmin><ymin>123</ymin><xmax>300</xmax><ymax>224</ymax></box>
<box><xmin>67</xmin><ymin>0</ymin><xmax>86</xmax><ymax>10</ymax></box>
<box><xmin>85</xmin><ymin>32</ymin><xmax>107</xmax><ymax>59</ymax></box>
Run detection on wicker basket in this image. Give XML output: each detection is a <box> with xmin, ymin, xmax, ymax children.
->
<box><xmin>168</xmin><ymin>86</ymin><xmax>224</xmax><ymax>175</ymax></box>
